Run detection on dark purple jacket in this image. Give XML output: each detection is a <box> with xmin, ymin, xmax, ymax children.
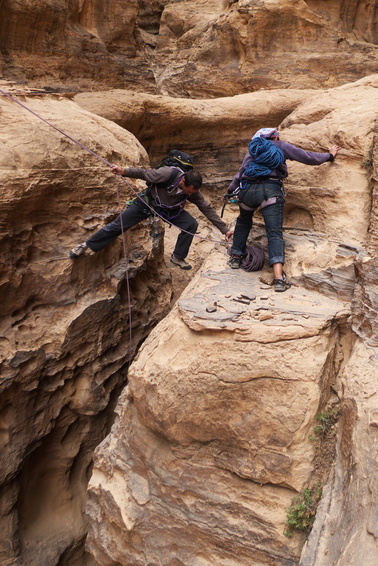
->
<box><xmin>228</xmin><ymin>140</ymin><xmax>333</xmax><ymax>193</ymax></box>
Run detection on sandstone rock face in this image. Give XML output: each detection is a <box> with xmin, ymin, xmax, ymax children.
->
<box><xmin>0</xmin><ymin>91</ymin><xmax>173</xmax><ymax>566</ymax></box>
<box><xmin>0</xmin><ymin>0</ymin><xmax>160</xmax><ymax>92</ymax></box>
<box><xmin>76</xmin><ymin>74</ymin><xmax>377</xmax><ymax>248</ymax></box>
<box><xmin>299</xmin><ymin>79</ymin><xmax>378</xmax><ymax>566</ymax></box>
<box><xmin>82</xmin><ymin>75</ymin><xmax>378</xmax><ymax>565</ymax></box>
<box><xmin>300</xmin><ymin>340</ymin><xmax>378</xmax><ymax>566</ymax></box>
<box><xmin>1</xmin><ymin>2</ymin><xmax>378</xmax><ymax>563</ymax></box>
<box><xmin>153</xmin><ymin>0</ymin><xmax>378</xmax><ymax>97</ymax></box>
<box><xmin>1</xmin><ymin>1</ymin><xmax>377</xmax><ymax>95</ymax></box>
<box><xmin>86</xmin><ymin>254</ymin><xmax>349</xmax><ymax>566</ymax></box>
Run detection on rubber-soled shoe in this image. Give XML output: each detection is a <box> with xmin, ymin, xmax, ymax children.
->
<box><xmin>274</xmin><ymin>274</ymin><xmax>291</xmax><ymax>292</ymax></box>
<box><xmin>229</xmin><ymin>255</ymin><xmax>242</xmax><ymax>269</ymax></box>
<box><xmin>70</xmin><ymin>242</ymin><xmax>88</xmax><ymax>258</ymax></box>
<box><xmin>170</xmin><ymin>254</ymin><xmax>192</xmax><ymax>270</ymax></box>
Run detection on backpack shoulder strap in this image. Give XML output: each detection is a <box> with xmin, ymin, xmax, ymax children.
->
<box><xmin>147</xmin><ymin>167</ymin><xmax>185</xmax><ymax>195</ymax></box>
<box><xmin>157</xmin><ymin>167</ymin><xmax>185</xmax><ymax>190</ymax></box>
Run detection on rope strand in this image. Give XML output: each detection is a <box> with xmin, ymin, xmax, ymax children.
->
<box><xmin>0</xmin><ymin>88</ymin><xmax>232</xmax><ymax>368</ymax></box>
<box><xmin>115</xmin><ymin>175</ymin><xmax>134</xmax><ymax>366</ymax></box>
<box><xmin>0</xmin><ymin>88</ymin><xmax>227</xmax><ymax>246</ymax></box>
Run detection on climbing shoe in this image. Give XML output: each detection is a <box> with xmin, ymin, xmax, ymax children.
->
<box><xmin>229</xmin><ymin>255</ymin><xmax>242</xmax><ymax>269</ymax></box>
<box><xmin>69</xmin><ymin>242</ymin><xmax>88</xmax><ymax>258</ymax></box>
<box><xmin>170</xmin><ymin>254</ymin><xmax>192</xmax><ymax>270</ymax></box>
<box><xmin>273</xmin><ymin>273</ymin><xmax>291</xmax><ymax>292</ymax></box>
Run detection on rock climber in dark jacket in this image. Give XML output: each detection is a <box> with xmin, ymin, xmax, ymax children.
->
<box><xmin>228</xmin><ymin>127</ymin><xmax>341</xmax><ymax>291</ymax></box>
<box><xmin>70</xmin><ymin>165</ymin><xmax>233</xmax><ymax>270</ymax></box>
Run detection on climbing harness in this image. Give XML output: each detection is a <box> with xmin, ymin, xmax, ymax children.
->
<box><xmin>153</xmin><ymin>194</ymin><xmax>188</xmax><ymax>220</ymax></box>
<box><xmin>149</xmin><ymin>170</ymin><xmax>188</xmax><ymax>220</ymax></box>
<box><xmin>221</xmin><ymin>189</ymin><xmax>240</xmax><ymax>218</ymax></box>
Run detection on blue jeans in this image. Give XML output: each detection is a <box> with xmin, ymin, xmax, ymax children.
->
<box><xmin>231</xmin><ymin>181</ymin><xmax>285</xmax><ymax>266</ymax></box>
<box><xmin>86</xmin><ymin>195</ymin><xmax>198</xmax><ymax>260</ymax></box>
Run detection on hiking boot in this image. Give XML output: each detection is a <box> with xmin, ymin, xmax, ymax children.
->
<box><xmin>229</xmin><ymin>255</ymin><xmax>242</xmax><ymax>269</ymax></box>
<box><xmin>170</xmin><ymin>254</ymin><xmax>192</xmax><ymax>270</ymax></box>
<box><xmin>69</xmin><ymin>242</ymin><xmax>88</xmax><ymax>258</ymax></box>
<box><xmin>274</xmin><ymin>273</ymin><xmax>291</xmax><ymax>292</ymax></box>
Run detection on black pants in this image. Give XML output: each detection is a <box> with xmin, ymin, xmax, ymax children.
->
<box><xmin>86</xmin><ymin>197</ymin><xmax>198</xmax><ymax>260</ymax></box>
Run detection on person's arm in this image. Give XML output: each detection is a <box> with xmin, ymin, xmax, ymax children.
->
<box><xmin>227</xmin><ymin>153</ymin><xmax>252</xmax><ymax>193</ymax></box>
<box><xmin>277</xmin><ymin>140</ymin><xmax>341</xmax><ymax>165</ymax></box>
<box><xmin>110</xmin><ymin>165</ymin><xmax>173</xmax><ymax>183</ymax></box>
<box><xmin>190</xmin><ymin>191</ymin><xmax>231</xmax><ymax>235</ymax></box>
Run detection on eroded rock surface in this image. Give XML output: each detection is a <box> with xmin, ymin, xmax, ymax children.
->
<box><xmin>84</xmin><ymin>75</ymin><xmax>378</xmax><ymax>565</ymax></box>
<box><xmin>86</xmin><ymin>249</ymin><xmax>350</xmax><ymax>566</ymax></box>
<box><xmin>300</xmin><ymin>340</ymin><xmax>378</xmax><ymax>566</ymax></box>
<box><xmin>0</xmin><ymin>93</ymin><xmax>173</xmax><ymax>566</ymax></box>
<box><xmin>1</xmin><ymin>19</ymin><xmax>378</xmax><ymax>566</ymax></box>
<box><xmin>1</xmin><ymin>1</ymin><xmax>377</xmax><ymax>95</ymax></box>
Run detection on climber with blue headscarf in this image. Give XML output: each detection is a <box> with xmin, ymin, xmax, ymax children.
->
<box><xmin>227</xmin><ymin>128</ymin><xmax>341</xmax><ymax>291</ymax></box>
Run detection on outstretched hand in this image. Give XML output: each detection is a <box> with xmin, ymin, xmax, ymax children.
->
<box><xmin>329</xmin><ymin>145</ymin><xmax>341</xmax><ymax>157</ymax></box>
<box><xmin>110</xmin><ymin>164</ymin><xmax>125</xmax><ymax>175</ymax></box>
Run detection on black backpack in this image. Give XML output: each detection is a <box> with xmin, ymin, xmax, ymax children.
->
<box><xmin>157</xmin><ymin>149</ymin><xmax>194</xmax><ymax>172</ymax></box>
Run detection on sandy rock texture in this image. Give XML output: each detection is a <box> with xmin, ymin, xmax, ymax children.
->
<box><xmin>83</xmin><ymin>75</ymin><xmax>378</xmax><ymax>565</ymax></box>
<box><xmin>300</xmin><ymin>340</ymin><xmax>378</xmax><ymax>566</ymax></box>
<box><xmin>86</xmin><ymin>254</ymin><xmax>350</xmax><ymax>566</ymax></box>
<box><xmin>0</xmin><ymin>91</ymin><xmax>173</xmax><ymax>566</ymax></box>
<box><xmin>1</xmin><ymin>4</ymin><xmax>378</xmax><ymax>559</ymax></box>
<box><xmin>0</xmin><ymin>0</ymin><xmax>377</xmax><ymax>95</ymax></box>
<box><xmin>153</xmin><ymin>0</ymin><xmax>378</xmax><ymax>97</ymax></box>
<box><xmin>0</xmin><ymin>0</ymin><xmax>161</xmax><ymax>92</ymax></box>
<box><xmin>76</xmin><ymin>74</ymin><xmax>377</xmax><ymax>294</ymax></box>
<box><xmin>74</xmin><ymin>87</ymin><xmax>319</xmax><ymax>190</ymax></box>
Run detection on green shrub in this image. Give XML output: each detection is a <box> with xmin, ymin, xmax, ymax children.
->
<box><xmin>285</xmin><ymin>485</ymin><xmax>322</xmax><ymax>537</ymax></box>
<box><xmin>309</xmin><ymin>408</ymin><xmax>337</xmax><ymax>440</ymax></box>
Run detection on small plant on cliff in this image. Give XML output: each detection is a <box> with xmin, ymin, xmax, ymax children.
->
<box><xmin>313</xmin><ymin>408</ymin><xmax>337</xmax><ymax>438</ymax></box>
<box><xmin>287</xmin><ymin>404</ymin><xmax>340</xmax><ymax>538</ymax></box>
<box><xmin>284</xmin><ymin>484</ymin><xmax>322</xmax><ymax>537</ymax></box>
<box><xmin>308</xmin><ymin>407</ymin><xmax>338</xmax><ymax>443</ymax></box>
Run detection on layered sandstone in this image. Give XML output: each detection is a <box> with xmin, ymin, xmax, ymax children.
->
<box><xmin>86</xmin><ymin>255</ymin><xmax>349</xmax><ymax>566</ymax></box>
<box><xmin>82</xmin><ymin>75</ymin><xmax>378</xmax><ymax>565</ymax></box>
<box><xmin>1</xmin><ymin>1</ymin><xmax>378</xmax><ymax>95</ymax></box>
<box><xmin>1</xmin><ymin>1</ymin><xmax>378</xmax><ymax>563</ymax></box>
<box><xmin>0</xmin><ymin>91</ymin><xmax>173</xmax><ymax>566</ymax></box>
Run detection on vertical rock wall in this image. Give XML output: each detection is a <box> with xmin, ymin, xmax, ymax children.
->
<box><xmin>85</xmin><ymin>250</ymin><xmax>351</xmax><ymax>566</ymax></box>
<box><xmin>1</xmin><ymin>1</ymin><xmax>378</xmax><ymax>94</ymax></box>
<box><xmin>0</xmin><ymin>93</ymin><xmax>173</xmax><ymax>566</ymax></box>
<box><xmin>0</xmin><ymin>1</ymin><xmax>378</xmax><ymax>561</ymax></box>
<box><xmin>300</xmin><ymin>100</ymin><xmax>378</xmax><ymax>566</ymax></box>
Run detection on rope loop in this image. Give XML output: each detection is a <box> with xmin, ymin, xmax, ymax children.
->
<box><xmin>227</xmin><ymin>245</ymin><xmax>265</xmax><ymax>272</ymax></box>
